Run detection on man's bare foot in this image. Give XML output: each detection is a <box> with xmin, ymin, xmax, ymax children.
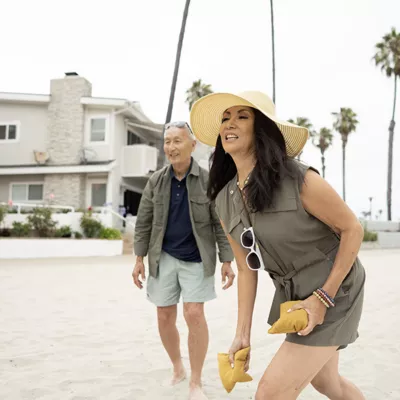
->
<box><xmin>189</xmin><ymin>384</ymin><xmax>208</xmax><ymax>400</ymax></box>
<box><xmin>171</xmin><ymin>367</ymin><xmax>186</xmax><ymax>386</ymax></box>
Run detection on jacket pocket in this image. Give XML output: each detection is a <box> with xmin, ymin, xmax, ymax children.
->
<box><xmin>190</xmin><ymin>196</ymin><xmax>210</xmax><ymax>223</ymax></box>
<box><xmin>152</xmin><ymin>195</ymin><xmax>164</xmax><ymax>226</ymax></box>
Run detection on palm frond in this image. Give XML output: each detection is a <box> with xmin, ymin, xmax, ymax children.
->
<box><xmin>185</xmin><ymin>79</ymin><xmax>213</xmax><ymax>110</ymax></box>
<box><xmin>374</xmin><ymin>28</ymin><xmax>400</xmax><ymax>78</ymax></box>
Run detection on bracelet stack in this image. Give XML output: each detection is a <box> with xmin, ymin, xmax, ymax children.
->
<box><xmin>313</xmin><ymin>288</ymin><xmax>335</xmax><ymax>308</ymax></box>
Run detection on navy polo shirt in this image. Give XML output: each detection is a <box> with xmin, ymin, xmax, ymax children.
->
<box><xmin>162</xmin><ymin>163</ymin><xmax>202</xmax><ymax>263</ymax></box>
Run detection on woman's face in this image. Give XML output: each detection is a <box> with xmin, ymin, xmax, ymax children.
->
<box><xmin>219</xmin><ymin>106</ymin><xmax>255</xmax><ymax>156</ymax></box>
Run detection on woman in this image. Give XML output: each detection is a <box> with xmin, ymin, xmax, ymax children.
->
<box><xmin>190</xmin><ymin>91</ymin><xmax>366</xmax><ymax>399</ymax></box>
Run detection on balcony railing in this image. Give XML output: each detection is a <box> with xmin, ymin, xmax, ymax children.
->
<box><xmin>121</xmin><ymin>144</ymin><xmax>158</xmax><ymax>177</ymax></box>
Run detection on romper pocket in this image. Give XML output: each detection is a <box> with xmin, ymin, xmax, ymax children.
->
<box><xmin>263</xmin><ymin>197</ymin><xmax>298</xmax><ymax>213</ymax></box>
<box><xmin>227</xmin><ymin>214</ymin><xmax>241</xmax><ymax>233</ymax></box>
<box><xmin>291</xmin><ymin>247</ymin><xmax>349</xmax><ymax>300</ymax></box>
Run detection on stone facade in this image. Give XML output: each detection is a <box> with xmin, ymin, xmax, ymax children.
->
<box><xmin>44</xmin><ymin>174</ymin><xmax>86</xmax><ymax>209</ymax></box>
<box><xmin>47</xmin><ymin>75</ymin><xmax>92</xmax><ymax>165</ymax></box>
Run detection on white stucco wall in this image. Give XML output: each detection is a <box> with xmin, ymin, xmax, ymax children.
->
<box><xmin>0</xmin><ymin>239</ymin><xmax>122</xmax><ymax>259</ymax></box>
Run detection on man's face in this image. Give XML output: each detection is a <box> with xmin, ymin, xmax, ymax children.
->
<box><xmin>164</xmin><ymin>127</ymin><xmax>196</xmax><ymax>166</ymax></box>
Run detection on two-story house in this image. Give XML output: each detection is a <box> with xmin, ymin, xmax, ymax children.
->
<box><xmin>0</xmin><ymin>72</ymin><xmax>164</xmax><ymax>220</ymax></box>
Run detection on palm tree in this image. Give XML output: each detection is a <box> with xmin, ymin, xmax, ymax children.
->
<box><xmin>332</xmin><ymin>108</ymin><xmax>359</xmax><ymax>202</ymax></box>
<box><xmin>312</xmin><ymin>128</ymin><xmax>333</xmax><ymax>179</ymax></box>
<box><xmin>185</xmin><ymin>80</ymin><xmax>214</xmax><ymax>169</ymax></box>
<box><xmin>373</xmin><ymin>27</ymin><xmax>400</xmax><ymax>221</ymax></box>
<box><xmin>288</xmin><ymin>117</ymin><xmax>314</xmax><ymax>160</ymax></box>
<box><xmin>270</xmin><ymin>0</ymin><xmax>276</xmax><ymax>103</ymax></box>
<box><xmin>185</xmin><ymin>79</ymin><xmax>213</xmax><ymax>111</ymax></box>
<box><xmin>156</xmin><ymin>0</ymin><xmax>191</xmax><ymax>170</ymax></box>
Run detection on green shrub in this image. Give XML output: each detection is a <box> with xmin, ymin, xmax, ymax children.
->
<box><xmin>27</xmin><ymin>207</ymin><xmax>57</xmax><ymax>237</ymax></box>
<box><xmin>363</xmin><ymin>229</ymin><xmax>378</xmax><ymax>242</ymax></box>
<box><xmin>74</xmin><ymin>231</ymin><xmax>83</xmax><ymax>239</ymax></box>
<box><xmin>54</xmin><ymin>225</ymin><xmax>72</xmax><ymax>238</ymax></box>
<box><xmin>0</xmin><ymin>228</ymin><xmax>11</xmax><ymax>237</ymax></box>
<box><xmin>80</xmin><ymin>212</ymin><xmax>104</xmax><ymax>238</ymax></box>
<box><xmin>99</xmin><ymin>227</ymin><xmax>122</xmax><ymax>240</ymax></box>
<box><xmin>0</xmin><ymin>205</ymin><xmax>7</xmax><ymax>226</ymax></box>
<box><xmin>11</xmin><ymin>221</ymin><xmax>32</xmax><ymax>237</ymax></box>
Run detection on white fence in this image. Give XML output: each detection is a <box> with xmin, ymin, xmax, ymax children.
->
<box><xmin>361</xmin><ymin>220</ymin><xmax>400</xmax><ymax>232</ymax></box>
<box><xmin>378</xmin><ymin>232</ymin><xmax>400</xmax><ymax>248</ymax></box>
<box><xmin>1</xmin><ymin>202</ymin><xmax>134</xmax><ymax>233</ymax></box>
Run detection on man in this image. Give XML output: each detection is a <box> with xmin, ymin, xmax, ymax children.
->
<box><xmin>132</xmin><ymin>121</ymin><xmax>235</xmax><ymax>400</ymax></box>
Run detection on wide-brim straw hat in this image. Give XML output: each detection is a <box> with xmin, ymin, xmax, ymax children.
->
<box><xmin>190</xmin><ymin>91</ymin><xmax>309</xmax><ymax>157</ymax></box>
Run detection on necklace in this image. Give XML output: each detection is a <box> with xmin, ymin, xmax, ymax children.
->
<box><xmin>237</xmin><ymin>173</ymin><xmax>251</xmax><ymax>191</ymax></box>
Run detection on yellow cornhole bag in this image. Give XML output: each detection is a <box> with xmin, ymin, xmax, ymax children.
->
<box><xmin>217</xmin><ymin>346</ymin><xmax>252</xmax><ymax>393</ymax></box>
<box><xmin>268</xmin><ymin>300</ymin><xmax>308</xmax><ymax>334</ymax></box>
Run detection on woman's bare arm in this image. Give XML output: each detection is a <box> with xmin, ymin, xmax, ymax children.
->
<box><xmin>220</xmin><ymin>220</ymin><xmax>258</xmax><ymax>342</ymax></box>
<box><xmin>300</xmin><ymin>170</ymin><xmax>364</xmax><ymax>298</ymax></box>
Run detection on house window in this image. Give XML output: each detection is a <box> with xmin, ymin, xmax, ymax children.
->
<box><xmin>0</xmin><ymin>123</ymin><xmax>18</xmax><ymax>141</ymax></box>
<box><xmin>11</xmin><ymin>184</ymin><xmax>43</xmax><ymax>202</ymax></box>
<box><xmin>127</xmin><ymin>130</ymin><xmax>144</xmax><ymax>145</ymax></box>
<box><xmin>90</xmin><ymin>118</ymin><xmax>106</xmax><ymax>142</ymax></box>
<box><xmin>91</xmin><ymin>183</ymin><xmax>107</xmax><ymax>207</ymax></box>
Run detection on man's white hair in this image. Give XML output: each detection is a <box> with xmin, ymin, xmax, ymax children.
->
<box><xmin>164</xmin><ymin>121</ymin><xmax>195</xmax><ymax>140</ymax></box>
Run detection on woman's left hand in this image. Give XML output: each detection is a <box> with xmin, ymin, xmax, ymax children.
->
<box><xmin>288</xmin><ymin>295</ymin><xmax>328</xmax><ymax>336</ymax></box>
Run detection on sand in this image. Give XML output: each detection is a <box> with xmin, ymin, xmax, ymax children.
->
<box><xmin>1</xmin><ymin>249</ymin><xmax>400</xmax><ymax>399</ymax></box>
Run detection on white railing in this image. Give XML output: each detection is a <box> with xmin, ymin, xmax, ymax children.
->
<box><xmin>121</xmin><ymin>144</ymin><xmax>158</xmax><ymax>177</ymax></box>
<box><xmin>1</xmin><ymin>202</ymin><xmax>136</xmax><ymax>233</ymax></box>
<box><xmin>0</xmin><ymin>202</ymin><xmax>75</xmax><ymax>213</ymax></box>
<box><xmin>100</xmin><ymin>206</ymin><xmax>136</xmax><ymax>231</ymax></box>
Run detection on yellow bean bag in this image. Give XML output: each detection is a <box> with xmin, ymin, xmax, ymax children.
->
<box><xmin>217</xmin><ymin>346</ymin><xmax>252</xmax><ymax>393</ymax></box>
<box><xmin>268</xmin><ymin>300</ymin><xmax>308</xmax><ymax>334</ymax></box>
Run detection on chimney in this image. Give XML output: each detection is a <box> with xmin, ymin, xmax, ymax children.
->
<box><xmin>47</xmin><ymin>73</ymin><xmax>92</xmax><ymax>164</ymax></box>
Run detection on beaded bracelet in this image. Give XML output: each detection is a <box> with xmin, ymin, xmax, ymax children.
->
<box><xmin>313</xmin><ymin>291</ymin><xmax>330</xmax><ymax>308</ymax></box>
<box><xmin>316</xmin><ymin>288</ymin><xmax>335</xmax><ymax>308</ymax></box>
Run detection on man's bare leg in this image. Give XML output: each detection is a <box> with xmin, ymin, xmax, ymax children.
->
<box><xmin>183</xmin><ymin>303</ymin><xmax>209</xmax><ymax>399</ymax></box>
<box><xmin>157</xmin><ymin>305</ymin><xmax>186</xmax><ymax>385</ymax></box>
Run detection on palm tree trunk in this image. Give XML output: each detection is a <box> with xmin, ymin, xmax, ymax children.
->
<box><xmin>342</xmin><ymin>140</ymin><xmax>346</xmax><ymax>202</ymax></box>
<box><xmin>321</xmin><ymin>151</ymin><xmax>326</xmax><ymax>178</ymax></box>
<box><xmin>387</xmin><ymin>75</ymin><xmax>397</xmax><ymax>220</ymax></box>
<box><xmin>270</xmin><ymin>0</ymin><xmax>276</xmax><ymax>104</ymax></box>
<box><xmin>156</xmin><ymin>0</ymin><xmax>191</xmax><ymax>170</ymax></box>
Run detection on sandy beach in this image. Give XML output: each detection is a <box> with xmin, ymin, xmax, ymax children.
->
<box><xmin>1</xmin><ymin>249</ymin><xmax>400</xmax><ymax>399</ymax></box>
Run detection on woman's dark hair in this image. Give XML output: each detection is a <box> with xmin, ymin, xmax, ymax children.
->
<box><xmin>207</xmin><ymin>108</ymin><xmax>301</xmax><ymax>212</ymax></box>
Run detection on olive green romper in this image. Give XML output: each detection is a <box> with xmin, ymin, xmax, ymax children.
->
<box><xmin>215</xmin><ymin>160</ymin><xmax>365</xmax><ymax>348</ymax></box>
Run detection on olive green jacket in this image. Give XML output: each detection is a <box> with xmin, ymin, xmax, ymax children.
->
<box><xmin>134</xmin><ymin>159</ymin><xmax>233</xmax><ymax>278</ymax></box>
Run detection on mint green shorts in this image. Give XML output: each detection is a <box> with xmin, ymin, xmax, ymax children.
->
<box><xmin>147</xmin><ymin>251</ymin><xmax>216</xmax><ymax>307</ymax></box>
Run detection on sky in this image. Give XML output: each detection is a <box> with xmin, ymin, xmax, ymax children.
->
<box><xmin>1</xmin><ymin>0</ymin><xmax>399</xmax><ymax>220</ymax></box>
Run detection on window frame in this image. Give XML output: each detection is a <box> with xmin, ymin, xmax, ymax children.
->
<box><xmin>89</xmin><ymin>180</ymin><xmax>108</xmax><ymax>208</ymax></box>
<box><xmin>0</xmin><ymin>121</ymin><xmax>20</xmax><ymax>143</ymax></box>
<box><xmin>87</xmin><ymin>115</ymin><xmax>109</xmax><ymax>144</ymax></box>
<box><xmin>9</xmin><ymin>182</ymin><xmax>44</xmax><ymax>202</ymax></box>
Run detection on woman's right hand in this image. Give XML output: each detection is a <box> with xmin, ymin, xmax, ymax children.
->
<box><xmin>228</xmin><ymin>336</ymin><xmax>251</xmax><ymax>371</ymax></box>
